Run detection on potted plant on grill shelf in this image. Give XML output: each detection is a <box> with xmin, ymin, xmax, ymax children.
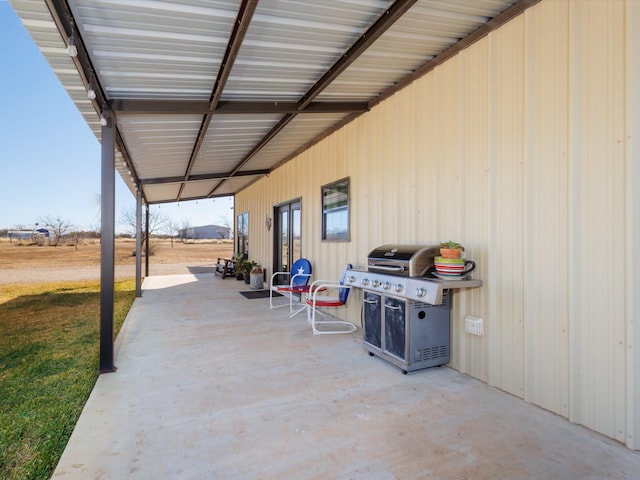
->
<box><xmin>439</xmin><ymin>240</ymin><xmax>464</xmax><ymax>259</ymax></box>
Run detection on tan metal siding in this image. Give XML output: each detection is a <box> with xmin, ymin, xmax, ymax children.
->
<box><xmin>487</xmin><ymin>16</ymin><xmax>526</xmax><ymax>399</ymax></box>
<box><xmin>567</xmin><ymin>0</ymin><xmax>627</xmax><ymax>443</ymax></box>
<box><xmin>236</xmin><ymin>0</ymin><xmax>639</xmax><ymax>448</ymax></box>
<box><xmin>626</xmin><ymin>0</ymin><xmax>640</xmax><ymax>452</ymax></box>
<box><xmin>522</xmin><ymin>0</ymin><xmax>570</xmax><ymax>417</ymax></box>
<box><xmin>455</xmin><ymin>40</ymin><xmax>491</xmax><ymax>382</ymax></box>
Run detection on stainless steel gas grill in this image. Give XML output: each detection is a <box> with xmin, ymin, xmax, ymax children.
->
<box><xmin>344</xmin><ymin>244</ymin><xmax>482</xmax><ymax>374</ymax></box>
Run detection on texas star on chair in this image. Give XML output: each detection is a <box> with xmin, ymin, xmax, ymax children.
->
<box><xmin>269</xmin><ymin>258</ymin><xmax>313</xmax><ymax>317</ymax></box>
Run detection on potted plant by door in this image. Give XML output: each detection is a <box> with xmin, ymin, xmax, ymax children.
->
<box><xmin>439</xmin><ymin>240</ymin><xmax>464</xmax><ymax>259</ymax></box>
<box><xmin>240</xmin><ymin>260</ymin><xmax>257</xmax><ymax>284</ymax></box>
<box><xmin>233</xmin><ymin>255</ymin><xmax>246</xmax><ymax>280</ymax></box>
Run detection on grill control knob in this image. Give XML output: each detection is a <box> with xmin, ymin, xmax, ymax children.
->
<box><xmin>372</xmin><ymin>280</ymin><xmax>380</xmax><ymax>288</ymax></box>
<box><xmin>394</xmin><ymin>284</ymin><xmax>404</xmax><ymax>293</ymax></box>
<box><xmin>383</xmin><ymin>282</ymin><xmax>391</xmax><ymax>290</ymax></box>
<box><xmin>361</xmin><ymin>279</ymin><xmax>370</xmax><ymax>286</ymax></box>
<box><xmin>348</xmin><ymin>276</ymin><xmax>356</xmax><ymax>283</ymax></box>
<box><xmin>415</xmin><ymin>288</ymin><xmax>426</xmax><ymax>298</ymax></box>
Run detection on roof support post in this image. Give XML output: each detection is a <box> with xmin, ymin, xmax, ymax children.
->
<box><xmin>100</xmin><ymin>117</ymin><xmax>116</xmax><ymax>374</ymax></box>
<box><xmin>135</xmin><ymin>188</ymin><xmax>142</xmax><ymax>297</ymax></box>
<box><xmin>145</xmin><ymin>205</ymin><xmax>150</xmax><ymax>278</ymax></box>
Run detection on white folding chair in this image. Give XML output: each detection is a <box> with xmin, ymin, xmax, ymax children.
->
<box><xmin>305</xmin><ymin>264</ymin><xmax>357</xmax><ymax>335</ymax></box>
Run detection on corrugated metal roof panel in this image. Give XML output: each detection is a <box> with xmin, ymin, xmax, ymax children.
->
<box><xmin>243</xmin><ymin>113</ymin><xmax>350</xmax><ymax>171</ymax></box>
<box><xmin>142</xmin><ymin>183</ymin><xmax>182</xmax><ymax>203</ymax></box>
<box><xmin>192</xmin><ymin>114</ymin><xmax>283</xmax><ymax>176</ymax></box>
<box><xmin>222</xmin><ymin>0</ymin><xmax>392</xmax><ymax>101</ymax></box>
<box><xmin>320</xmin><ymin>0</ymin><xmax>517</xmax><ymax>100</ymax></box>
<box><xmin>209</xmin><ymin>175</ymin><xmax>261</xmax><ymax>197</ymax></box>
<box><xmin>118</xmin><ymin>114</ymin><xmax>202</xmax><ymax>178</ymax></box>
<box><xmin>70</xmin><ymin>0</ymin><xmax>241</xmax><ymax>100</ymax></box>
<box><xmin>11</xmin><ymin>0</ymin><xmax>528</xmax><ymax>204</ymax></box>
<box><xmin>12</xmin><ymin>2</ymin><xmax>106</xmax><ymax>136</ymax></box>
<box><xmin>179</xmin><ymin>180</ymin><xmax>221</xmax><ymax>200</ymax></box>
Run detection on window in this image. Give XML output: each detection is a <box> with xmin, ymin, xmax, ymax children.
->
<box><xmin>322</xmin><ymin>178</ymin><xmax>350</xmax><ymax>241</ymax></box>
<box><xmin>237</xmin><ymin>212</ymin><xmax>248</xmax><ymax>257</ymax></box>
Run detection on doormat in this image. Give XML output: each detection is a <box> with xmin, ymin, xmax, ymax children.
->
<box><xmin>239</xmin><ymin>290</ymin><xmax>281</xmax><ymax>299</ymax></box>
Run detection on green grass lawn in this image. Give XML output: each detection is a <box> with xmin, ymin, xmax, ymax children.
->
<box><xmin>0</xmin><ymin>280</ymin><xmax>136</xmax><ymax>480</ymax></box>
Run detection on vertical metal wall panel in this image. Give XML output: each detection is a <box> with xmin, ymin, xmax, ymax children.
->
<box><xmin>455</xmin><ymin>40</ymin><xmax>491</xmax><ymax>381</ymax></box>
<box><xmin>414</xmin><ymin>75</ymin><xmax>439</xmax><ymax>239</ymax></box>
<box><xmin>626</xmin><ymin>0</ymin><xmax>640</xmax><ymax>451</ymax></box>
<box><xmin>568</xmin><ymin>0</ymin><xmax>628</xmax><ymax>443</ymax></box>
<box><xmin>235</xmin><ymin>0</ymin><xmax>638</xmax><ymax>448</ymax></box>
<box><xmin>487</xmin><ymin>16</ymin><xmax>526</xmax><ymax>399</ymax></box>
<box><xmin>522</xmin><ymin>0</ymin><xmax>570</xmax><ymax>417</ymax></box>
<box><xmin>350</xmin><ymin>116</ymin><xmax>372</xmax><ymax>271</ymax></box>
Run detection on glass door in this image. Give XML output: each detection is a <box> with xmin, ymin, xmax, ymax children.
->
<box><xmin>273</xmin><ymin>199</ymin><xmax>301</xmax><ymax>283</ymax></box>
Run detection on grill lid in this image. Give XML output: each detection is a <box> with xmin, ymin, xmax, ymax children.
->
<box><xmin>367</xmin><ymin>244</ymin><xmax>440</xmax><ymax>277</ymax></box>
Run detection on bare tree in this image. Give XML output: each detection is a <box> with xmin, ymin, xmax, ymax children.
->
<box><xmin>40</xmin><ymin>215</ymin><xmax>73</xmax><ymax>246</ymax></box>
<box><xmin>179</xmin><ymin>218</ymin><xmax>192</xmax><ymax>243</ymax></box>
<box><xmin>216</xmin><ymin>213</ymin><xmax>233</xmax><ymax>239</ymax></box>
<box><xmin>165</xmin><ymin>218</ymin><xmax>181</xmax><ymax>247</ymax></box>
<box><xmin>119</xmin><ymin>206</ymin><xmax>169</xmax><ymax>247</ymax></box>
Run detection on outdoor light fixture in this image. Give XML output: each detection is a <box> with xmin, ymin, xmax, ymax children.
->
<box><xmin>99</xmin><ymin>112</ymin><xmax>108</xmax><ymax>126</ymax></box>
<box><xmin>87</xmin><ymin>82</ymin><xmax>96</xmax><ymax>100</ymax></box>
<box><xmin>65</xmin><ymin>35</ymin><xmax>78</xmax><ymax>57</ymax></box>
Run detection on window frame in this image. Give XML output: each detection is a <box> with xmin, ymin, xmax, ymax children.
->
<box><xmin>321</xmin><ymin>177</ymin><xmax>350</xmax><ymax>242</ymax></box>
<box><xmin>236</xmin><ymin>211</ymin><xmax>249</xmax><ymax>257</ymax></box>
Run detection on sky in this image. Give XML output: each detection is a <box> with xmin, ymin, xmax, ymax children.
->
<box><xmin>0</xmin><ymin>2</ymin><xmax>234</xmax><ymax>234</ymax></box>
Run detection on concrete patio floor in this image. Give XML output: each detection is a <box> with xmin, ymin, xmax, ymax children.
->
<box><xmin>52</xmin><ymin>273</ymin><xmax>640</xmax><ymax>479</ymax></box>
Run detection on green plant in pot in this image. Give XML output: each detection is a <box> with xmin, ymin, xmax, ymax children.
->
<box><xmin>233</xmin><ymin>254</ymin><xmax>247</xmax><ymax>280</ymax></box>
<box><xmin>439</xmin><ymin>240</ymin><xmax>464</xmax><ymax>259</ymax></box>
<box><xmin>239</xmin><ymin>260</ymin><xmax>257</xmax><ymax>283</ymax></box>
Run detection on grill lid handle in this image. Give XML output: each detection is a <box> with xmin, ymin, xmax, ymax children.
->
<box><xmin>369</xmin><ymin>264</ymin><xmax>406</xmax><ymax>273</ymax></box>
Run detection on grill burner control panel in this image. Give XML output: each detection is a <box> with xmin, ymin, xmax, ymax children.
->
<box><xmin>345</xmin><ymin>269</ymin><xmax>482</xmax><ymax>305</ymax></box>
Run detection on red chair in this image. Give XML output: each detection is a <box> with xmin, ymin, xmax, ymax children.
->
<box><xmin>305</xmin><ymin>264</ymin><xmax>357</xmax><ymax>335</ymax></box>
<box><xmin>269</xmin><ymin>258</ymin><xmax>313</xmax><ymax>317</ymax></box>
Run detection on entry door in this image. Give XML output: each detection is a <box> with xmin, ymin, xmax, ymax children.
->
<box><xmin>274</xmin><ymin>200</ymin><xmax>301</xmax><ymax>282</ymax></box>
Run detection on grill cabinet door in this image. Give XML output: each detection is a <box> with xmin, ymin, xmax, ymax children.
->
<box><xmin>383</xmin><ymin>296</ymin><xmax>406</xmax><ymax>361</ymax></box>
<box><xmin>362</xmin><ymin>291</ymin><xmax>381</xmax><ymax>348</ymax></box>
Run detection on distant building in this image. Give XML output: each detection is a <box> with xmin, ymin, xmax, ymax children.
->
<box><xmin>8</xmin><ymin>228</ymin><xmax>53</xmax><ymax>241</ymax></box>
<box><xmin>178</xmin><ymin>224</ymin><xmax>230</xmax><ymax>240</ymax></box>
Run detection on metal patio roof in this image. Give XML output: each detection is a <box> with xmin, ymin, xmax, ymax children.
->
<box><xmin>11</xmin><ymin>0</ymin><xmax>539</xmax><ymax>205</ymax></box>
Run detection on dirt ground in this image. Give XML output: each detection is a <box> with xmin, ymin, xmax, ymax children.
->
<box><xmin>0</xmin><ymin>238</ymin><xmax>234</xmax><ymax>284</ymax></box>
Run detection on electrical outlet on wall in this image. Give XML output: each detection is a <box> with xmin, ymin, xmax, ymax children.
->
<box><xmin>465</xmin><ymin>315</ymin><xmax>484</xmax><ymax>336</ymax></box>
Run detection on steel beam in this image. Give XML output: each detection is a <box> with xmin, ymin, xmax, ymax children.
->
<box><xmin>177</xmin><ymin>0</ymin><xmax>259</xmax><ymax>201</ymax></box>
<box><xmin>140</xmin><ymin>169</ymin><xmax>269</xmax><ymax>186</ymax></box>
<box><xmin>135</xmin><ymin>188</ymin><xmax>142</xmax><ymax>297</ymax></box>
<box><xmin>100</xmin><ymin>116</ymin><xmax>116</xmax><ymax>373</ymax></box>
<box><xmin>145</xmin><ymin>205</ymin><xmax>150</xmax><ymax>278</ymax></box>
<box><xmin>208</xmin><ymin>0</ymin><xmax>417</xmax><ymax>197</ymax></box>
<box><xmin>111</xmin><ymin>100</ymin><xmax>368</xmax><ymax>115</ymax></box>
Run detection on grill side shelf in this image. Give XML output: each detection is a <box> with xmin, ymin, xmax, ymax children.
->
<box><xmin>346</xmin><ymin>269</ymin><xmax>482</xmax><ymax>305</ymax></box>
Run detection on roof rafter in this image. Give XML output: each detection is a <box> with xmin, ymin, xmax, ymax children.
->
<box><xmin>111</xmin><ymin>100</ymin><xmax>369</xmax><ymax>115</ymax></box>
<box><xmin>207</xmin><ymin>0</ymin><xmax>419</xmax><ymax>197</ymax></box>
<box><xmin>370</xmin><ymin>0</ymin><xmax>543</xmax><ymax>110</ymax></box>
<box><xmin>268</xmin><ymin>0</ymin><xmax>544</xmax><ymax>174</ymax></box>
<box><xmin>177</xmin><ymin>0</ymin><xmax>259</xmax><ymax>202</ymax></box>
<box><xmin>141</xmin><ymin>169</ymin><xmax>270</xmax><ymax>186</ymax></box>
